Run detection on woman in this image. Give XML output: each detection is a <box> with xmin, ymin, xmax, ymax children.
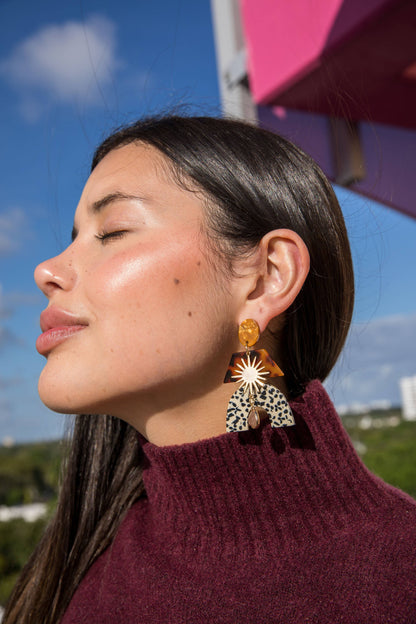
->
<box><xmin>5</xmin><ymin>115</ymin><xmax>416</xmax><ymax>623</ymax></box>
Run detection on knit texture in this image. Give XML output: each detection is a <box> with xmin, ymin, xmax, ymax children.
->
<box><xmin>61</xmin><ymin>381</ymin><xmax>416</xmax><ymax>623</ymax></box>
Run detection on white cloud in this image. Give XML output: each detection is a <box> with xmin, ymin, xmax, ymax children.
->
<box><xmin>0</xmin><ymin>284</ymin><xmax>40</xmax><ymax>353</ymax></box>
<box><xmin>0</xmin><ymin>286</ymin><xmax>40</xmax><ymax>318</ymax></box>
<box><xmin>0</xmin><ymin>377</ymin><xmax>22</xmax><ymax>391</ymax></box>
<box><xmin>0</xmin><ymin>285</ymin><xmax>17</xmax><ymax>349</ymax></box>
<box><xmin>326</xmin><ymin>314</ymin><xmax>416</xmax><ymax>408</ymax></box>
<box><xmin>0</xmin><ymin>15</ymin><xmax>119</xmax><ymax>114</ymax></box>
<box><xmin>0</xmin><ymin>207</ymin><xmax>29</xmax><ymax>255</ymax></box>
<box><xmin>0</xmin><ymin>326</ymin><xmax>20</xmax><ymax>350</ymax></box>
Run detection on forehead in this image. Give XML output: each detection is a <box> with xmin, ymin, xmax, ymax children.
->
<box><xmin>72</xmin><ymin>142</ymin><xmax>212</xmax><ymax>249</ymax></box>
<box><xmin>74</xmin><ymin>143</ymin><xmax>207</xmax><ymax>231</ymax></box>
<box><xmin>80</xmin><ymin>143</ymin><xmax>177</xmax><ymax>203</ymax></box>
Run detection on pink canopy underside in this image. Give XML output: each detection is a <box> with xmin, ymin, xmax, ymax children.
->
<box><xmin>240</xmin><ymin>0</ymin><xmax>416</xmax><ymax>218</ymax></box>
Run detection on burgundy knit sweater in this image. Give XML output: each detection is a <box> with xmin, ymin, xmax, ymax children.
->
<box><xmin>61</xmin><ymin>381</ymin><xmax>416</xmax><ymax>623</ymax></box>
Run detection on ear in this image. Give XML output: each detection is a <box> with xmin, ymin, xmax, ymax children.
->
<box><xmin>238</xmin><ymin>229</ymin><xmax>310</xmax><ymax>332</ymax></box>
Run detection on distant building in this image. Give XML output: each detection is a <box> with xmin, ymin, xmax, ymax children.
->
<box><xmin>0</xmin><ymin>503</ymin><xmax>47</xmax><ymax>523</ymax></box>
<box><xmin>1</xmin><ymin>436</ymin><xmax>15</xmax><ymax>448</ymax></box>
<box><xmin>400</xmin><ymin>375</ymin><xmax>416</xmax><ymax>421</ymax></box>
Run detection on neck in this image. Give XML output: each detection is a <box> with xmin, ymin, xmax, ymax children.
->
<box><xmin>123</xmin><ymin>376</ymin><xmax>289</xmax><ymax>446</ymax></box>
<box><xmin>139</xmin><ymin>382</ymin><xmax>232</xmax><ymax>445</ymax></box>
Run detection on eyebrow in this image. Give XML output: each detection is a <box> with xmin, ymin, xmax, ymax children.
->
<box><xmin>71</xmin><ymin>192</ymin><xmax>145</xmax><ymax>241</ymax></box>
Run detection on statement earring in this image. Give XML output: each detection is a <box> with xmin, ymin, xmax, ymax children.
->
<box><xmin>223</xmin><ymin>319</ymin><xmax>294</xmax><ymax>432</ymax></box>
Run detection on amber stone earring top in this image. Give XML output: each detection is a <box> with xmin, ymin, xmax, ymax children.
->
<box><xmin>238</xmin><ymin>319</ymin><xmax>260</xmax><ymax>348</ymax></box>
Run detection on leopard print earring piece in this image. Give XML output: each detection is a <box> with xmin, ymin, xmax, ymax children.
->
<box><xmin>223</xmin><ymin>319</ymin><xmax>295</xmax><ymax>433</ymax></box>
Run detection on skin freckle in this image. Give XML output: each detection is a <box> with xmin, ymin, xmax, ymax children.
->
<box><xmin>188</xmin><ymin>311</ymin><xmax>192</xmax><ymax>317</ymax></box>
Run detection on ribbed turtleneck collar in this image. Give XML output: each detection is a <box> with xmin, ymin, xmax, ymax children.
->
<box><xmin>138</xmin><ymin>381</ymin><xmax>393</xmax><ymax>557</ymax></box>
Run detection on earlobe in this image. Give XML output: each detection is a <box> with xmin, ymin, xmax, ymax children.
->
<box><xmin>241</xmin><ymin>229</ymin><xmax>310</xmax><ymax>331</ymax></box>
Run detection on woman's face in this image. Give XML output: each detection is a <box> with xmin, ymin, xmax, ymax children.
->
<box><xmin>34</xmin><ymin>143</ymin><xmax>240</xmax><ymax>423</ymax></box>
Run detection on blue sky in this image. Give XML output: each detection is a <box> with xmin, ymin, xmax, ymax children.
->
<box><xmin>0</xmin><ymin>0</ymin><xmax>415</xmax><ymax>442</ymax></box>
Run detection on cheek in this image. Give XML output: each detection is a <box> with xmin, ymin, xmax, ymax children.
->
<box><xmin>38</xmin><ymin>241</ymin><xmax>235</xmax><ymax>412</ymax></box>
<box><xmin>90</xmin><ymin>246</ymin><xmax>228</xmax><ymax>392</ymax></box>
<box><xmin>90</xmin><ymin>241</ymin><xmax>215</xmax><ymax>337</ymax></box>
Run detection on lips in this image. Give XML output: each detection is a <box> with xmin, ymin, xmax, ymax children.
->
<box><xmin>36</xmin><ymin>306</ymin><xmax>88</xmax><ymax>355</ymax></box>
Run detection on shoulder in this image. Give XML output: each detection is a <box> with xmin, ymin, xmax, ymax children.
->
<box><xmin>373</xmin><ymin>482</ymin><xmax>416</xmax><ymax>562</ymax></box>
<box><xmin>337</xmin><ymin>481</ymin><xmax>416</xmax><ymax>606</ymax></box>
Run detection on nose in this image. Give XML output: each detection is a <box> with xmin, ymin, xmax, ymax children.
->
<box><xmin>34</xmin><ymin>248</ymin><xmax>77</xmax><ymax>298</ymax></box>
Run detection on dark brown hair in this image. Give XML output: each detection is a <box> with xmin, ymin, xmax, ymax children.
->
<box><xmin>4</xmin><ymin>115</ymin><xmax>354</xmax><ymax>623</ymax></box>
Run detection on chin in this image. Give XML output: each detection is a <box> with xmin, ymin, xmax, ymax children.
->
<box><xmin>38</xmin><ymin>390</ymin><xmax>85</xmax><ymax>415</ymax></box>
<box><xmin>38</xmin><ymin>373</ymin><xmax>93</xmax><ymax>415</ymax></box>
<box><xmin>38</xmin><ymin>355</ymin><xmax>133</xmax><ymax>413</ymax></box>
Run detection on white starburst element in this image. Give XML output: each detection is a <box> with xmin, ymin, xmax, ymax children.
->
<box><xmin>232</xmin><ymin>352</ymin><xmax>268</xmax><ymax>395</ymax></box>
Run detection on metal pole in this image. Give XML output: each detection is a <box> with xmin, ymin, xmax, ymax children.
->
<box><xmin>210</xmin><ymin>0</ymin><xmax>257</xmax><ymax>122</ymax></box>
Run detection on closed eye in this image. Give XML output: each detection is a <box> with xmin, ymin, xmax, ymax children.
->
<box><xmin>95</xmin><ymin>230</ymin><xmax>129</xmax><ymax>243</ymax></box>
